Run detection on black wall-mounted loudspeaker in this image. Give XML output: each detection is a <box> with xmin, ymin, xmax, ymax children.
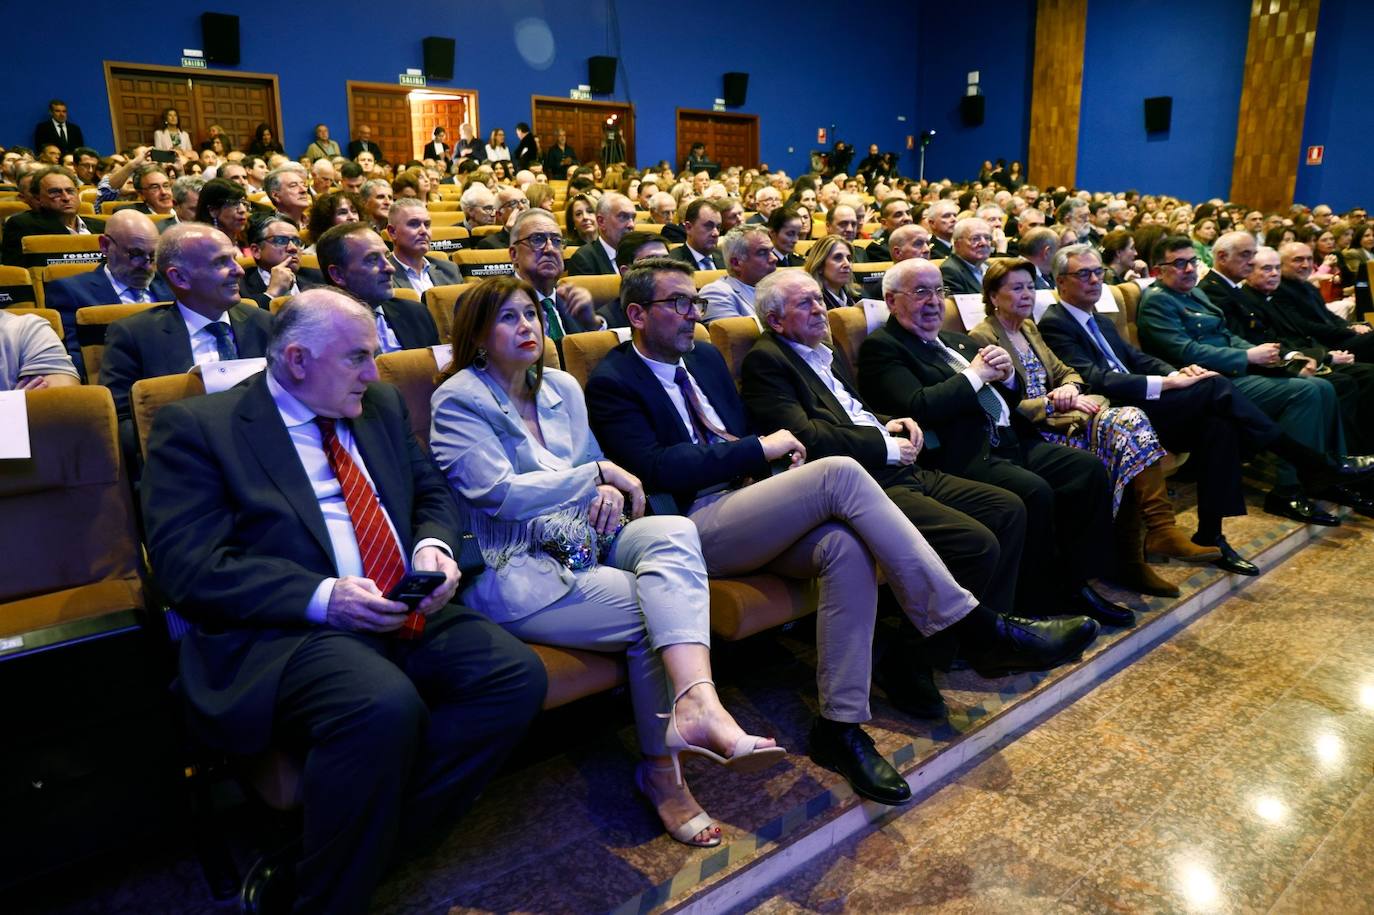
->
<box><xmin>588</xmin><ymin>56</ymin><xmax>618</xmax><ymax>94</ymax></box>
<box><xmin>960</xmin><ymin>94</ymin><xmax>985</xmax><ymax>127</ymax></box>
<box><xmin>200</xmin><ymin>13</ymin><xmax>240</xmax><ymax>66</ymax></box>
<box><xmin>423</xmin><ymin>37</ymin><xmax>455</xmax><ymax>80</ymax></box>
<box><xmin>723</xmin><ymin>72</ymin><xmax>749</xmax><ymax>107</ymax></box>
<box><xmin>1144</xmin><ymin>96</ymin><xmax>1173</xmax><ymax>133</ymax></box>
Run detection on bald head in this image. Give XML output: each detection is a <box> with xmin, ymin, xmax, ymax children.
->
<box><xmin>102</xmin><ymin>209</ymin><xmax>161</xmax><ymax>289</ymax></box>
<box><xmin>889</xmin><ymin>223</ymin><xmax>932</xmax><ymax>262</ymax></box>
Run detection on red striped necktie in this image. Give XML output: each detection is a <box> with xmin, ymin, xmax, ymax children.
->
<box><xmin>316</xmin><ymin>417</ymin><xmax>421</xmax><ymax>637</ymax></box>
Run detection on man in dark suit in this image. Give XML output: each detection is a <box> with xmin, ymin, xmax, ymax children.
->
<box><xmin>43</xmin><ymin>209</ymin><xmax>172</xmax><ymax>380</ymax></box>
<box><xmin>238</xmin><ymin>213</ymin><xmax>326</xmax><ymax>308</ymax></box>
<box><xmin>742</xmin><ymin>269</ymin><xmax>1028</xmax><ymax>623</ymax></box>
<box><xmin>826</xmin><ymin>204</ymin><xmax>869</xmax><ymax>263</ymax></box>
<box><xmin>129</xmin><ymin>165</ymin><xmax>178</xmax><ymax>220</ymax></box>
<box><xmin>317</xmin><ymin>223</ymin><xmax>441</xmax><ymax>352</ymax></box>
<box><xmin>1039</xmin><ymin>244</ymin><xmax>1368</xmax><ymax>572</ymax></box>
<box><xmin>938</xmin><ymin>217</ymin><xmax>993</xmax><ymax>296</ymax></box>
<box><xmin>565</xmin><ymin>192</ymin><xmax>636</xmax><ymax>276</ymax></box>
<box><xmin>600</xmin><ymin>231</ymin><xmax>672</xmax><ymax>327</ymax></box>
<box><xmin>0</xmin><ymin>166</ymin><xmax>105</xmax><ymax>266</ymax></box>
<box><xmin>667</xmin><ymin>199</ymin><xmax>725</xmax><ymax>271</ymax></box>
<box><xmin>542</xmin><ymin>128</ymin><xmax>579</xmax><ymax>180</ymax></box>
<box><xmin>864</xmin><ymin>198</ymin><xmax>915</xmax><ymax>263</ymax></box>
<box><xmin>510</xmin><ymin>210</ymin><xmax>602</xmax><ymax>344</ymax></box>
<box><xmin>858</xmin><ymin>258</ymin><xmax>1134</xmax><ymax>626</ymax></box>
<box><xmin>140</xmin><ymin>288</ymin><xmax>545</xmax><ymax>913</ymax></box>
<box><xmin>100</xmin><ymin>223</ymin><xmax>273</xmax><ymax>452</ymax></box>
<box><xmin>385</xmin><ymin>199</ymin><xmax>463</xmax><ymax>297</ymax></box>
<box><xmin>1273</xmin><ymin>242</ymin><xmax>1374</xmax><ymax>363</ymax></box>
<box><xmin>586</xmin><ymin>257</ymin><xmax>1097</xmax><ymax>804</ymax></box>
<box><xmin>513</xmin><ymin>122</ymin><xmax>539</xmax><ymax>170</ymax></box>
<box><xmin>346</xmin><ymin>124</ymin><xmax>381</xmax><ymax>161</ymax></box>
<box><xmin>922</xmin><ymin>200</ymin><xmax>958</xmax><ymax>259</ymax></box>
<box><xmin>33</xmin><ymin>100</ymin><xmax>84</xmax><ymax>157</ymax></box>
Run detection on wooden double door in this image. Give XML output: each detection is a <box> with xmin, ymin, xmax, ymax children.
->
<box><xmin>531</xmin><ymin>97</ymin><xmax>635</xmax><ymax>168</ymax></box>
<box><xmin>104</xmin><ymin>62</ymin><xmax>281</xmax><ymax>155</ymax></box>
<box><xmin>347</xmin><ymin>82</ymin><xmax>478</xmax><ymax>166</ymax></box>
<box><xmin>676</xmin><ymin>109</ymin><xmax>759</xmax><ymax>170</ymax></box>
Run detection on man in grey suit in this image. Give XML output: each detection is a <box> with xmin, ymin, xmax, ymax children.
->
<box><xmin>318</xmin><ymin>223</ymin><xmax>441</xmax><ymax>353</ymax></box>
<box><xmin>100</xmin><ymin>223</ymin><xmax>273</xmax><ymax>447</ymax></box>
<box><xmin>700</xmin><ymin>226</ymin><xmax>776</xmax><ymax>325</ymax></box>
<box><xmin>41</xmin><ymin>209</ymin><xmax>173</xmax><ymax>379</ymax></box>
<box><xmin>564</xmin><ymin>193</ymin><xmax>637</xmax><ymax>276</ymax></box>
<box><xmin>509</xmin><ymin>209</ymin><xmax>601</xmax><ymax>342</ymax></box>
<box><xmin>386</xmin><ymin>198</ymin><xmax>463</xmax><ymax>298</ymax></box>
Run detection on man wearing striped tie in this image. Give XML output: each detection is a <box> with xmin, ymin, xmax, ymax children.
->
<box><xmin>140</xmin><ymin>288</ymin><xmax>546</xmax><ymax>914</ymax></box>
<box><xmin>42</xmin><ymin>209</ymin><xmax>174</xmax><ymax>380</ymax></box>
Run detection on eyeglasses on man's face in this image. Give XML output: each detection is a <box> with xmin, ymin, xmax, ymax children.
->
<box><xmin>642</xmin><ymin>293</ymin><xmax>707</xmax><ymax>316</ymax></box>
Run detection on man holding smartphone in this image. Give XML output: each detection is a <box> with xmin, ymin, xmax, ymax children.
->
<box><xmin>140</xmin><ymin>288</ymin><xmax>546</xmax><ymax>914</ymax></box>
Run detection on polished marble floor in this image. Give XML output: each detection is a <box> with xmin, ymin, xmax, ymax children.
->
<box><xmin>737</xmin><ymin>521</ymin><xmax>1374</xmax><ymax>914</ymax></box>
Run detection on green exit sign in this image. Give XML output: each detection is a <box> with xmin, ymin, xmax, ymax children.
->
<box><xmin>399</xmin><ymin>73</ymin><xmax>426</xmax><ymax>87</ymax></box>
<box><xmin>181</xmin><ymin>57</ymin><xmax>207</xmax><ymax>69</ymax></box>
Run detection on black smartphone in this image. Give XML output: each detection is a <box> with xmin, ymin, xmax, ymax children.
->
<box><xmin>385</xmin><ymin>570</ymin><xmax>447</xmax><ymax>608</ymax></box>
<box><xmin>149</xmin><ymin>149</ymin><xmax>176</xmax><ymax>164</ymax></box>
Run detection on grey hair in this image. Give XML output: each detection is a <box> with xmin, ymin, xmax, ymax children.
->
<box><xmin>882</xmin><ymin>257</ymin><xmax>938</xmax><ymax>294</ymax></box>
<box><xmin>263</xmin><ymin>166</ymin><xmax>302</xmax><ymax>197</ymax></box>
<box><xmin>951</xmin><ymin>217</ymin><xmax>989</xmax><ymax>243</ymax></box>
<box><xmin>267</xmin><ymin>287</ymin><xmax>374</xmax><ymax>367</ymax></box>
<box><xmin>460</xmin><ymin>181</ymin><xmax>495</xmax><ymax>211</ymax></box>
<box><xmin>596</xmin><ymin>192</ymin><xmax>632</xmax><ymax>218</ymax></box>
<box><xmin>360</xmin><ymin>178</ymin><xmax>390</xmax><ymax>201</ymax></box>
<box><xmin>1051</xmin><ymin>242</ymin><xmax>1100</xmax><ymax>277</ymax></box>
<box><xmin>975</xmin><ymin>204</ymin><xmax>1005</xmax><ymax>221</ymax></box>
<box><xmin>754</xmin><ymin>269</ymin><xmax>819</xmax><ymax>325</ymax></box>
<box><xmin>509</xmin><ymin>207</ymin><xmax>558</xmax><ymax>240</ymax></box>
<box><xmin>386</xmin><ymin>196</ymin><xmax>427</xmax><ymax>224</ymax></box>
<box><xmin>1211</xmin><ymin>230</ymin><xmax>1255</xmax><ymax>259</ymax></box>
<box><xmin>720</xmin><ymin>226</ymin><xmax>769</xmax><ymax>269</ymax></box>
<box><xmin>171</xmin><ymin>175</ymin><xmax>204</xmax><ymax>205</ymax></box>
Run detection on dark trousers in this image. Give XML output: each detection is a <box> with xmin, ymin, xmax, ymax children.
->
<box><xmin>877</xmin><ymin>465</ymin><xmax>1026</xmax><ymax>615</ymax></box>
<box><xmin>955</xmin><ymin>435</ymin><xmax>1112</xmax><ymax>611</ymax></box>
<box><xmin>1324</xmin><ymin>363</ymin><xmax>1374</xmax><ymax>453</ymax></box>
<box><xmin>274</xmin><ymin>606</ymin><xmax>547</xmax><ymax>915</ymax></box>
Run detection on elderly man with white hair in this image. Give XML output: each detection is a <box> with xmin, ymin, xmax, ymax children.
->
<box><xmin>746</xmin><ymin>186</ymin><xmax>782</xmax><ymax>225</ymax></box>
<box><xmin>700</xmin><ymin>226</ymin><xmax>777</xmax><ymax>325</ymax></box>
<box><xmin>310</xmin><ymin>157</ymin><xmax>336</xmax><ymax>197</ymax></box>
<box><xmin>460</xmin><ymin>182</ymin><xmax>499</xmax><ymax>229</ymax></box>
<box><xmin>939</xmin><ymin>217</ymin><xmax>995</xmax><ymax>296</ymax></box>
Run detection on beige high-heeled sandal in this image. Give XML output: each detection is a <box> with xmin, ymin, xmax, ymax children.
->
<box><xmin>634</xmin><ymin>760</ymin><xmax>722</xmax><ymax>847</ymax></box>
<box><xmin>662</xmin><ymin>677</ymin><xmax>787</xmax><ymax>785</ymax></box>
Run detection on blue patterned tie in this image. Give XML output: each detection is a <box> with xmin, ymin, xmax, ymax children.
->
<box><xmin>929</xmin><ymin>342</ymin><xmax>1004</xmax><ymax>445</ymax></box>
<box><xmin>205</xmin><ymin>321</ymin><xmax>237</xmax><ymax>362</ymax></box>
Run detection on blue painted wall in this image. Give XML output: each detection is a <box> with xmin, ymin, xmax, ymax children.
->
<box><xmin>915</xmin><ymin>0</ymin><xmax>1036</xmax><ymax>182</ymax></box>
<box><xmin>0</xmin><ymin>0</ymin><xmax>917</xmax><ymax>178</ymax></box>
<box><xmin>1294</xmin><ymin>0</ymin><xmax>1370</xmax><ymax>212</ymax></box>
<box><xmin>1076</xmin><ymin>0</ymin><xmax>1250</xmax><ymax>200</ymax></box>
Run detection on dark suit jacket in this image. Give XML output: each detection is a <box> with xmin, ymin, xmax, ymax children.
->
<box><xmin>141</xmin><ymin>376</ymin><xmax>460</xmax><ymax>750</ymax></box>
<box><xmin>474</xmin><ymin>229</ymin><xmax>512</xmax><ymax>250</ymax></box>
<box><xmin>387</xmin><ymin>254</ymin><xmax>463</xmax><ymax>294</ymax></box>
<box><xmin>1037</xmin><ymin>301</ymin><xmax>1177</xmax><ymax>402</ymax></box>
<box><xmin>865</xmin><ymin>240</ymin><xmax>892</xmax><ymax>262</ymax></box>
<box><xmin>238</xmin><ymin>265</ymin><xmax>326</xmax><ymax>308</ymax></box>
<box><xmin>99</xmin><ymin>301</ymin><xmax>274</xmax><ymax>420</ymax></box>
<box><xmin>346</xmin><ymin>139</ymin><xmax>380</xmax><ymax>160</ymax></box>
<box><xmin>939</xmin><ymin>256</ymin><xmax>984</xmax><ymax>296</ymax></box>
<box><xmin>856</xmin><ymin>319</ymin><xmax>1031</xmax><ymax>473</ymax></box>
<box><xmin>667</xmin><ymin>244</ymin><xmax>724</xmax><ymax>271</ymax></box>
<box><xmin>1</xmin><ymin>210</ymin><xmax>106</xmax><ymax>267</ymax></box>
<box><xmin>542</xmin><ymin>145</ymin><xmax>578</xmax><ymax>180</ymax></box>
<box><xmin>1271</xmin><ymin>276</ymin><xmax>1359</xmax><ymax>348</ymax></box>
<box><xmin>1231</xmin><ymin>287</ymin><xmax>1329</xmax><ymax>360</ymax></box>
<box><xmin>42</xmin><ymin>267</ymin><xmax>174</xmax><ymax>380</ymax></box>
<box><xmin>34</xmin><ymin>119</ymin><xmax>85</xmax><ymax>155</ymax></box>
<box><xmin>585</xmin><ymin>340</ymin><xmax>770</xmax><ymax>513</ymax></box>
<box><xmin>930</xmin><ymin>237</ymin><xmax>953</xmax><ymax>259</ymax></box>
<box><xmin>367</xmin><ymin>296</ymin><xmax>440</xmax><ymax>350</ymax></box>
<box><xmin>741</xmin><ymin>331</ymin><xmax>893</xmax><ymax>474</ymax></box>
<box><xmin>514</xmin><ymin>134</ymin><xmax>539</xmax><ymax>170</ymax></box>
<box><xmin>659</xmin><ymin>224</ymin><xmax>687</xmax><ymax>244</ymax></box>
<box><xmin>564</xmin><ymin>238</ymin><xmax>616</xmax><ymax>276</ymax></box>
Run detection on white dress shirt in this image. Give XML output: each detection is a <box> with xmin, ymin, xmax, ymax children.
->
<box><xmin>105</xmin><ymin>266</ymin><xmax>152</xmax><ymax>304</ymax></box>
<box><xmin>1062</xmin><ymin>301</ymin><xmax>1165</xmax><ymax>399</ymax></box>
<box><xmin>265</xmin><ymin>372</ymin><xmax>448</xmax><ymax>622</ymax></box>
<box><xmin>782</xmin><ymin>338</ymin><xmax>904</xmax><ymax>463</ymax></box>
<box><xmin>177</xmin><ymin>302</ymin><xmax>233</xmax><ymax>366</ymax></box>
<box><xmin>598</xmin><ymin>237</ymin><xmax>619</xmax><ymax>271</ymax></box>
<box><xmin>632</xmin><ymin>342</ymin><xmax>729</xmax><ymax>444</ymax></box>
<box><xmin>393</xmin><ymin>255</ymin><xmax>435</xmax><ymax>297</ymax></box>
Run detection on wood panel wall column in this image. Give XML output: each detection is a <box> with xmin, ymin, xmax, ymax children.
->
<box><xmin>1026</xmin><ymin>0</ymin><xmax>1087</xmax><ymax>190</ymax></box>
<box><xmin>1229</xmin><ymin>0</ymin><xmax>1321</xmax><ymax>212</ymax></box>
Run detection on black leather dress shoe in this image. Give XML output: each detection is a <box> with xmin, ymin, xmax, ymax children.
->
<box><xmin>967</xmin><ymin>615</ymin><xmax>1100</xmax><ymax>678</ymax></box>
<box><xmin>873</xmin><ymin>654</ymin><xmax>947</xmax><ymax>720</ymax></box>
<box><xmin>1314</xmin><ymin>485</ymin><xmax>1374</xmax><ymax>518</ymax></box>
<box><xmin>240</xmin><ymin>845</ymin><xmax>299</xmax><ymax>915</ymax></box>
<box><xmin>1264</xmin><ymin>490</ymin><xmax>1340</xmax><ymax>526</ymax></box>
<box><xmin>1207</xmin><ymin>535</ymin><xmax>1259</xmax><ymax>576</ymax></box>
<box><xmin>809</xmin><ymin>719</ymin><xmax>912</xmax><ymax>805</ymax></box>
<box><xmin>1298</xmin><ymin>454</ymin><xmax>1374</xmax><ymax>491</ymax></box>
<box><xmin>1070</xmin><ymin>585</ymin><xmax>1136</xmax><ymax>628</ymax></box>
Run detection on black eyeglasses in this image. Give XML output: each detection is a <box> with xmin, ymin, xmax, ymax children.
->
<box><xmin>261</xmin><ymin>235</ymin><xmax>301</xmax><ymax>247</ymax></box>
<box><xmin>107</xmin><ymin>236</ymin><xmax>154</xmax><ymax>264</ymax></box>
<box><xmin>642</xmin><ymin>294</ymin><xmax>707</xmax><ymax>316</ymax></box>
<box><xmin>515</xmin><ymin>232</ymin><xmax>563</xmax><ymax>251</ymax></box>
<box><xmin>1064</xmin><ymin>267</ymin><xmax>1106</xmax><ymax>282</ymax></box>
<box><xmin>1157</xmin><ymin>256</ymin><xmax>1199</xmax><ymax>271</ymax></box>
<box><xmin>892</xmin><ymin>285</ymin><xmax>949</xmax><ymax>303</ymax></box>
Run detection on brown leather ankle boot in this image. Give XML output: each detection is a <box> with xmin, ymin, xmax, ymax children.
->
<box><xmin>1135</xmin><ymin>463</ymin><xmax>1223</xmax><ymax>563</ymax></box>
